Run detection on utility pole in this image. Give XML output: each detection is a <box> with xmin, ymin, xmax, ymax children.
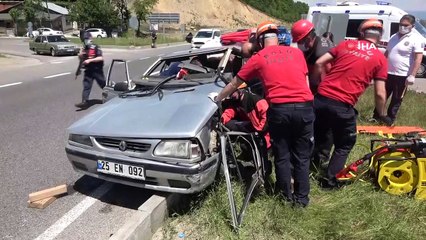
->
<box><xmin>45</xmin><ymin>0</ymin><xmax>52</xmax><ymax>28</ymax></box>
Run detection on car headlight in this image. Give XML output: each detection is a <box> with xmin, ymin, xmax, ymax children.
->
<box><xmin>69</xmin><ymin>134</ymin><xmax>92</xmax><ymax>146</ymax></box>
<box><xmin>57</xmin><ymin>45</ymin><xmax>64</xmax><ymax>49</ymax></box>
<box><xmin>154</xmin><ymin>140</ymin><xmax>201</xmax><ymax>159</ymax></box>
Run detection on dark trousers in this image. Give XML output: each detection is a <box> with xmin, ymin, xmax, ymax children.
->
<box><xmin>225</xmin><ymin>120</ymin><xmax>272</xmax><ymax>177</ymax></box>
<box><xmin>314</xmin><ymin>95</ymin><xmax>357</xmax><ymax>186</ymax></box>
<box><xmin>267</xmin><ymin>102</ymin><xmax>314</xmax><ymax>206</ymax></box>
<box><xmin>373</xmin><ymin>74</ymin><xmax>407</xmax><ymax>121</ymax></box>
<box><xmin>312</xmin><ymin>129</ymin><xmax>332</xmax><ymax>172</ymax></box>
<box><xmin>82</xmin><ymin>70</ymin><xmax>106</xmax><ymax>102</ymax></box>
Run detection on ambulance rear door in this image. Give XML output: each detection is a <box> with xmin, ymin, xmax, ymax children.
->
<box><xmin>311</xmin><ymin>13</ymin><xmax>349</xmax><ymax>45</ymax></box>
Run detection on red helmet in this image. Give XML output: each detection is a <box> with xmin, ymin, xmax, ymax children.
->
<box><xmin>291</xmin><ymin>20</ymin><xmax>314</xmax><ymax>43</ymax></box>
<box><xmin>359</xmin><ymin>18</ymin><xmax>383</xmax><ymax>33</ymax></box>
<box><xmin>256</xmin><ymin>21</ymin><xmax>278</xmax><ymax>39</ymax></box>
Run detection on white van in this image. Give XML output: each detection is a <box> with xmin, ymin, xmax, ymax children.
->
<box><xmin>191</xmin><ymin>28</ymin><xmax>221</xmax><ymax>49</ymax></box>
<box><xmin>306</xmin><ymin>1</ymin><xmax>426</xmax><ymax>77</ymax></box>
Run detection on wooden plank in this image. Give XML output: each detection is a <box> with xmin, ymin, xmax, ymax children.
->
<box><xmin>28</xmin><ymin>197</ymin><xmax>56</xmax><ymax>209</ymax></box>
<box><xmin>28</xmin><ymin>184</ymin><xmax>68</xmax><ymax>202</ymax></box>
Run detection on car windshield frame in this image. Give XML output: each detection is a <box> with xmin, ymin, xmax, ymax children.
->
<box><xmin>47</xmin><ymin>35</ymin><xmax>69</xmax><ymax>42</ymax></box>
<box><xmin>130</xmin><ymin>48</ymin><xmax>230</xmax><ymax>91</ymax></box>
<box><xmin>195</xmin><ymin>31</ymin><xmax>213</xmax><ymax>38</ymax></box>
<box><xmin>415</xmin><ymin>20</ymin><xmax>426</xmax><ymax>38</ymax></box>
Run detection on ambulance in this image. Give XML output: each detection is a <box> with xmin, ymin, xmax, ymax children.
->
<box><xmin>306</xmin><ymin>1</ymin><xmax>426</xmax><ymax>77</ymax></box>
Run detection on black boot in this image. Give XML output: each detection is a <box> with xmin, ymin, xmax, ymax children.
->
<box><xmin>75</xmin><ymin>100</ymin><xmax>89</xmax><ymax>108</ymax></box>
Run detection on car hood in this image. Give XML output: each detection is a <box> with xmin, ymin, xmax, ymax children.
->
<box><xmin>68</xmin><ymin>83</ymin><xmax>224</xmax><ymax>138</ymax></box>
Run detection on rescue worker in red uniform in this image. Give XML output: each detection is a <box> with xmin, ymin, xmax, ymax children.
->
<box><xmin>75</xmin><ymin>32</ymin><xmax>106</xmax><ymax>108</ymax></box>
<box><xmin>314</xmin><ymin>19</ymin><xmax>391</xmax><ymax>188</ymax></box>
<box><xmin>211</xmin><ymin>21</ymin><xmax>314</xmax><ymax>207</ymax></box>
<box><xmin>291</xmin><ymin>19</ymin><xmax>335</xmax><ymax>175</ymax></box>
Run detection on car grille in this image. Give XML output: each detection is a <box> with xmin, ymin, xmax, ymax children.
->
<box><xmin>193</xmin><ymin>42</ymin><xmax>204</xmax><ymax>45</ymax></box>
<box><xmin>63</xmin><ymin>46</ymin><xmax>74</xmax><ymax>49</ymax></box>
<box><xmin>96</xmin><ymin>138</ymin><xmax>151</xmax><ymax>152</ymax></box>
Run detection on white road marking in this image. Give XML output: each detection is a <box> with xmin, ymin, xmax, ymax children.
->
<box><xmin>44</xmin><ymin>72</ymin><xmax>71</xmax><ymax>79</ymax></box>
<box><xmin>33</xmin><ymin>182</ymin><xmax>113</xmax><ymax>240</ymax></box>
<box><xmin>0</xmin><ymin>82</ymin><xmax>22</xmax><ymax>88</ymax></box>
<box><xmin>50</xmin><ymin>61</ymin><xmax>63</xmax><ymax>64</ymax></box>
<box><xmin>139</xmin><ymin>57</ymin><xmax>150</xmax><ymax>60</ymax></box>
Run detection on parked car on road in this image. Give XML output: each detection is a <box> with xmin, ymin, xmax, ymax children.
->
<box><xmin>191</xmin><ymin>28</ymin><xmax>221</xmax><ymax>48</ymax></box>
<box><xmin>85</xmin><ymin>28</ymin><xmax>107</xmax><ymax>38</ymax></box>
<box><xmin>29</xmin><ymin>35</ymin><xmax>80</xmax><ymax>56</ymax></box>
<box><xmin>38</xmin><ymin>27</ymin><xmax>63</xmax><ymax>36</ymax></box>
<box><xmin>65</xmin><ymin>47</ymin><xmax>244</xmax><ymax>193</ymax></box>
<box><xmin>277</xmin><ymin>26</ymin><xmax>292</xmax><ymax>46</ymax></box>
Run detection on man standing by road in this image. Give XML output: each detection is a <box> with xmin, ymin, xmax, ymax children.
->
<box><xmin>75</xmin><ymin>32</ymin><xmax>106</xmax><ymax>108</ymax></box>
<box><xmin>372</xmin><ymin>14</ymin><xmax>425</xmax><ymax>125</ymax></box>
<box><xmin>314</xmin><ymin>19</ymin><xmax>391</xmax><ymax>188</ymax></box>
<box><xmin>151</xmin><ymin>30</ymin><xmax>157</xmax><ymax>48</ymax></box>
<box><xmin>211</xmin><ymin>21</ymin><xmax>314</xmax><ymax>207</ymax></box>
<box><xmin>291</xmin><ymin>19</ymin><xmax>335</xmax><ymax>174</ymax></box>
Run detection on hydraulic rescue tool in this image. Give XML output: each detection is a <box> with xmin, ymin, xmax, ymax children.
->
<box><xmin>336</xmin><ymin>137</ymin><xmax>426</xmax><ymax>200</ymax></box>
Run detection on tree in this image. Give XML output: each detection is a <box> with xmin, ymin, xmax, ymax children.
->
<box><xmin>69</xmin><ymin>0</ymin><xmax>120</xmax><ymax>35</ymax></box>
<box><xmin>23</xmin><ymin>0</ymin><xmax>43</xmax><ymax>26</ymax></box>
<box><xmin>132</xmin><ymin>0</ymin><xmax>158</xmax><ymax>36</ymax></box>
<box><xmin>240</xmin><ymin>0</ymin><xmax>308</xmax><ymax>22</ymax></box>
<box><xmin>112</xmin><ymin>0</ymin><xmax>131</xmax><ymax>33</ymax></box>
<box><xmin>9</xmin><ymin>8</ymin><xmax>22</xmax><ymax>35</ymax></box>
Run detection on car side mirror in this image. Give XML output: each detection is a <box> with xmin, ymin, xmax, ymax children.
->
<box><xmin>113</xmin><ymin>81</ymin><xmax>129</xmax><ymax>91</ymax></box>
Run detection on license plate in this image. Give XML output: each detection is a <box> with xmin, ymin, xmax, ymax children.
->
<box><xmin>67</xmin><ymin>49</ymin><xmax>73</xmax><ymax>52</ymax></box>
<box><xmin>97</xmin><ymin>160</ymin><xmax>145</xmax><ymax>180</ymax></box>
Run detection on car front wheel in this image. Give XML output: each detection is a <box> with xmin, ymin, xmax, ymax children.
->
<box><xmin>416</xmin><ymin>60</ymin><xmax>426</xmax><ymax>78</ymax></box>
<box><xmin>97</xmin><ymin>35</ymin><xmax>102</xmax><ymax>38</ymax></box>
<box><xmin>50</xmin><ymin>48</ymin><xmax>56</xmax><ymax>57</ymax></box>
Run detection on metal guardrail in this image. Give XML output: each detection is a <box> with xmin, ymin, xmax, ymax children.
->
<box><xmin>148</xmin><ymin>13</ymin><xmax>180</xmax><ymax>24</ymax></box>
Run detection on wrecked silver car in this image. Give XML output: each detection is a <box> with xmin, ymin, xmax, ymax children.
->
<box><xmin>65</xmin><ymin>47</ymin><xmax>244</xmax><ymax>194</ymax></box>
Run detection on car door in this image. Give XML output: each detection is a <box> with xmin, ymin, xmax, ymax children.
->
<box><xmin>102</xmin><ymin>59</ymin><xmax>132</xmax><ymax>102</ymax></box>
<box><xmin>41</xmin><ymin>36</ymin><xmax>49</xmax><ymax>52</ymax></box>
<box><xmin>32</xmin><ymin>36</ymin><xmax>42</xmax><ymax>51</ymax></box>
<box><xmin>213</xmin><ymin>31</ymin><xmax>221</xmax><ymax>43</ymax></box>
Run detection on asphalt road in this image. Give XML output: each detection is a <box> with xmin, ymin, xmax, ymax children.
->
<box><xmin>0</xmin><ymin>38</ymin><xmax>190</xmax><ymax>240</ymax></box>
<box><xmin>1</xmin><ymin>38</ymin><xmax>426</xmax><ymax>240</ymax></box>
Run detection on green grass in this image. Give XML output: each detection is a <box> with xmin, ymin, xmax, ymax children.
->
<box><xmin>68</xmin><ymin>35</ymin><xmax>183</xmax><ymax>47</ymax></box>
<box><xmin>158</xmin><ymin>88</ymin><xmax>426</xmax><ymax>240</ymax></box>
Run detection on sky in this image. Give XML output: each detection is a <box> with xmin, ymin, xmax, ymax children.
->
<box><xmin>297</xmin><ymin>0</ymin><xmax>426</xmax><ymax>12</ymax></box>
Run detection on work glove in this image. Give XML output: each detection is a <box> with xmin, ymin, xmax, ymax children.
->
<box><xmin>208</xmin><ymin>92</ymin><xmax>219</xmax><ymax>103</ymax></box>
<box><xmin>406</xmin><ymin>75</ymin><xmax>415</xmax><ymax>86</ymax></box>
<box><xmin>377</xmin><ymin>115</ymin><xmax>394</xmax><ymax>127</ymax></box>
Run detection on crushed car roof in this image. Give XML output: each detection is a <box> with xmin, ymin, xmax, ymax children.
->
<box><xmin>160</xmin><ymin>47</ymin><xmax>228</xmax><ymax>60</ymax></box>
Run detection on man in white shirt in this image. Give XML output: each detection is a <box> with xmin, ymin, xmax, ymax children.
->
<box><xmin>372</xmin><ymin>14</ymin><xmax>425</xmax><ymax>125</ymax></box>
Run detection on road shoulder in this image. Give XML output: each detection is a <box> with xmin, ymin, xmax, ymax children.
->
<box><xmin>0</xmin><ymin>54</ymin><xmax>41</xmax><ymax>69</ymax></box>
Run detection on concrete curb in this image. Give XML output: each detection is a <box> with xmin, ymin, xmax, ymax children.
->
<box><xmin>110</xmin><ymin>193</ymin><xmax>181</xmax><ymax>240</ymax></box>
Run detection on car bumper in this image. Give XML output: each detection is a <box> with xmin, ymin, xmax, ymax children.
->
<box><xmin>65</xmin><ymin>145</ymin><xmax>219</xmax><ymax>194</ymax></box>
<box><xmin>56</xmin><ymin>49</ymin><xmax>79</xmax><ymax>55</ymax></box>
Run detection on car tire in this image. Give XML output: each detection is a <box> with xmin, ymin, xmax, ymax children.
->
<box><xmin>97</xmin><ymin>35</ymin><xmax>102</xmax><ymax>38</ymax></box>
<box><xmin>50</xmin><ymin>48</ymin><xmax>56</xmax><ymax>57</ymax></box>
<box><xmin>416</xmin><ymin>61</ymin><xmax>426</xmax><ymax>78</ymax></box>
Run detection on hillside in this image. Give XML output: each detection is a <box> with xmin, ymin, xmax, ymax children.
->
<box><xmin>142</xmin><ymin>0</ymin><xmax>282</xmax><ymax>29</ymax></box>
